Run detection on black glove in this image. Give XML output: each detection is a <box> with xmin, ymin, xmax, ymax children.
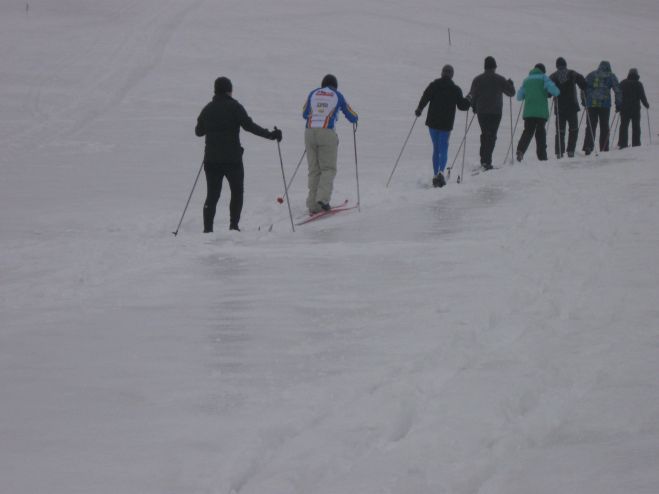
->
<box><xmin>414</xmin><ymin>108</ymin><xmax>422</xmax><ymax>117</ymax></box>
<box><xmin>270</xmin><ymin>127</ymin><xmax>282</xmax><ymax>142</ymax></box>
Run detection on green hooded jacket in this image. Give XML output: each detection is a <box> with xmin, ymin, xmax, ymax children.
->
<box><xmin>516</xmin><ymin>68</ymin><xmax>560</xmax><ymax>120</ymax></box>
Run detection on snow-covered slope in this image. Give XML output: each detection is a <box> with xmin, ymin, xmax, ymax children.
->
<box><xmin>1</xmin><ymin>1</ymin><xmax>658</xmax><ymax>493</ymax></box>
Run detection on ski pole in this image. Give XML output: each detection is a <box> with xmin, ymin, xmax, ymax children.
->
<box><xmin>609</xmin><ymin>113</ymin><xmax>620</xmax><ymax>150</ymax></box>
<box><xmin>584</xmin><ymin>107</ymin><xmax>599</xmax><ymax>157</ymax></box>
<box><xmin>386</xmin><ymin>117</ymin><xmax>417</xmax><ymax>188</ymax></box>
<box><xmin>457</xmin><ymin>113</ymin><xmax>472</xmax><ymax>184</ymax></box>
<box><xmin>446</xmin><ymin>112</ymin><xmax>476</xmax><ymax>180</ymax></box>
<box><xmin>461</xmin><ymin>111</ymin><xmax>468</xmax><ymax>174</ymax></box>
<box><xmin>646</xmin><ymin>108</ymin><xmax>652</xmax><ymax>144</ymax></box>
<box><xmin>601</xmin><ymin>111</ymin><xmax>616</xmax><ymax>152</ymax></box>
<box><xmin>508</xmin><ymin>97</ymin><xmax>514</xmax><ymax>164</ymax></box>
<box><xmin>275</xmin><ymin>132</ymin><xmax>295</xmax><ymax>233</ymax></box>
<box><xmin>577</xmin><ymin>108</ymin><xmax>586</xmax><ymax>138</ymax></box>
<box><xmin>503</xmin><ymin>101</ymin><xmax>523</xmax><ymax>165</ymax></box>
<box><xmin>172</xmin><ymin>160</ymin><xmax>204</xmax><ymax>236</ymax></box>
<box><xmin>276</xmin><ymin>150</ymin><xmax>306</xmax><ymax>203</ymax></box>
<box><xmin>353</xmin><ymin>123</ymin><xmax>361</xmax><ymax>212</ymax></box>
<box><xmin>546</xmin><ymin>97</ymin><xmax>555</xmax><ymax>133</ymax></box>
<box><xmin>555</xmin><ymin>99</ymin><xmax>564</xmax><ymax>158</ymax></box>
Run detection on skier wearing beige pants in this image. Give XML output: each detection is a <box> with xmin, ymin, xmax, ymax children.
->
<box><xmin>302</xmin><ymin>74</ymin><xmax>358</xmax><ymax>214</ymax></box>
<box><xmin>305</xmin><ymin>127</ymin><xmax>338</xmax><ymax>212</ymax></box>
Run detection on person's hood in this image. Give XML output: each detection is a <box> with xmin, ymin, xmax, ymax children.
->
<box><xmin>598</xmin><ymin>61</ymin><xmax>612</xmax><ymax>73</ymax></box>
<box><xmin>554</xmin><ymin>67</ymin><xmax>570</xmax><ymax>84</ymax></box>
<box><xmin>436</xmin><ymin>77</ymin><xmax>454</xmax><ymax>87</ymax></box>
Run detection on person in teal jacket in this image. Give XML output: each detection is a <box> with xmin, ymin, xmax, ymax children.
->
<box><xmin>516</xmin><ymin>63</ymin><xmax>560</xmax><ymax>162</ymax></box>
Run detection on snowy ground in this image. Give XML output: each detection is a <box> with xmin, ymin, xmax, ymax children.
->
<box><xmin>1</xmin><ymin>1</ymin><xmax>659</xmax><ymax>493</ymax></box>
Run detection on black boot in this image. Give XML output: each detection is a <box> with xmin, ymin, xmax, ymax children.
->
<box><xmin>203</xmin><ymin>205</ymin><xmax>214</xmax><ymax>233</ymax></box>
<box><xmin>432</xmin><ymin>172</ymin><xmax>446</xmax><ymax>188</ymax></box>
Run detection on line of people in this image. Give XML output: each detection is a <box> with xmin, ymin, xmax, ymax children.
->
<box><xmin>194</xmin><ymin>59</ymin><xmax>650</xmax><ymax>232</ymax></box>
<box><xmin>416</xmin><ymin>56</ymin><xmax>650</xmax><ymax>188</ymax></box>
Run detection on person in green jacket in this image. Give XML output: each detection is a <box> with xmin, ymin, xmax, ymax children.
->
<box><xmin>516</xmin><ymin>63</ymin><xmax>560</xmax><ymax>162</ymax></box>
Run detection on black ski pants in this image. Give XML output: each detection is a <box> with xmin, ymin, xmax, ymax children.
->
<box><xmin>517</xmin><ymin>117</ymin><xmax>548</xmax><ymax>160</ymax></box>
<box><xmin>618</xmin><ymin>112</ymin><xmax>642</xmax><ymax>148</ymax></box>
<box><xmin>203</xmin><ymin>161</ymin><xmax>244</xmax><ymax>232</ymax></box>
<box><xmin>554</xmin><ymin>110</ymin><xmax>579</xmax><ymax>156</ymax></box>
<box><xmin>583</xmin><ymin>107</ymin><xmax>611</xmax><ymax>153</ymax></box>
<box><xmin>477</xmin><ymin>113</ymin><xmax>502</xmax><ymax>166</ymax></box>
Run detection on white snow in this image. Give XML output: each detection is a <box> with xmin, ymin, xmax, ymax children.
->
<box><xmin>1</xmin><ymin>1</ymin><xmax>658</xmax><ymax>493</ymax></box>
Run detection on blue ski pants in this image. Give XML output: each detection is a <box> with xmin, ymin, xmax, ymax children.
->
<box><xmin>429</xmin><ymin>128</ymin><xmax>450</xmax><ymax>175</ymax></box>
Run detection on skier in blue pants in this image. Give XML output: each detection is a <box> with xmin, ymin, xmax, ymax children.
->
<box><xmin>416</xmin><ymin>65</ymin><xmax>471</xmax><ymax>187</ymax></box>
<box><xmin>429</xmin><ymin>128</ymin><xmax>451</xmax><ymax>178</ymax></box>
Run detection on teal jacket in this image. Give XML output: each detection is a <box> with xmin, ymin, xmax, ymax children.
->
<box><xmin>517</xmin><ymin>68</ymin><xmax>560</xmax><ymax>120</ymax></box>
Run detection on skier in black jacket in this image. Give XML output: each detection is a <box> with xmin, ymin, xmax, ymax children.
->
<box><xmin>618</xmin><ymin>68</ymin><xmax>650</xmax><ymax>148</ymax></box>
<box><xmin>415</xmin><ymin>64</ymin><xmax>471</xmax><ymax>187</ymax></box>
<box><xmin>549</xmin><ymin>57</ymin><xmax>587</xmax><ymax>158</ymax></box>
<box><xmin>467</xmin><ymin>56</ymin><xmax>515</xmax><ymax>170</ymax></box>
<box><xmin>195</xmin><ymin>77</ymin><xmax>282</xmax><ymax>233</ymax></box>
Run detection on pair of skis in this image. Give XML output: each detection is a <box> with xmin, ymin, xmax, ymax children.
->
<box><xmin>295</xmin><ymin>199</ymin><xmax>358</xmax><ymax>226</ymax></box>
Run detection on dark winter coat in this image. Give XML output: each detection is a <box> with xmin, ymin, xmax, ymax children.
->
<box><xmin>416</xmin><ymin>77</ymin><xmax>471</xmax><ymax>131</ymax></box>
<box><xmin>584</xmin><ymin>61</ymin><xmax>622</xmax><ymax>109</ymax></box>
<box><xmin>468</xmin><ymin>69</ymin><xmax>515</xmax><ymax>115</ymax></box>
<box><xmin>620</xmin><ymin>75</ymin><xmax>650</xmax><ymax>117</ymax></box>
<box><xmin>195</xmin><ymin>94</ymin><xmax>272</xmax><ymax>164</ymax></box>
<box><xmin>550</xmin><ymin>68</ymin><xmax>587</xmax><ymax>115</ymax></box>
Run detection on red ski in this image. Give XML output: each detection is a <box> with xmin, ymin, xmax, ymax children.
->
<box><xmin>295</xmin><ymin>200</ymin><xmax>358</xmax><ymax>226</ymax></box>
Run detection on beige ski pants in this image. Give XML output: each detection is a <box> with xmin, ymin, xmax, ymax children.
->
<box><xmin>305</xmin><ymin>127</ymin><xmax>338</xmax><ymax>212</ymax></box>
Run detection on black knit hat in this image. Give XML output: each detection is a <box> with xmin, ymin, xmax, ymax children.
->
<box><xmin>484</xmin><ymin>56</ymin><xmax>497</xmax><ymax>70</ymax></box>
<box><xmin>534</xmin><ymin>63</ymin><xmax>546</xmax><ymax>74</ymax></box>
<box><xmin>321</xmin><ymin>74</ymin><xmax>338</xmax><ymax>89</ymax></box>
<box><xmin>556</xmin><ymin>57</ymin><xmax>567</xmax><ymax>69</ymax></box>
<box><xmin>214</xmin><ymin>76</ymin><xmax>232</xmax><ymax>94</ymax></box>
<box><xmin>441</xmin><ymin>64</ymin><xmax>454</xmax><ymax>79</ymax></box>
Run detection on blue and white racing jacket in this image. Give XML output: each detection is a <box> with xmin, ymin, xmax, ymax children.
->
<box><xmin>302</xmin><ymin>86</ymin><xmax>358</xmax><ymax>129</ymax></box>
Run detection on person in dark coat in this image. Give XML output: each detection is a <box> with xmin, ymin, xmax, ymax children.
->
<box><xmin>195</xmin><ymin>77</ymin><xmax>282</xmax><ymax>233</ymax></box>
<box><xmin>467</xmin><ymin>56</ymin><xmax>515</xmax><ymax>170</ymax></box>
<box><xmin>582</xmin><ymin>61</ymin><xmax>622</xmax><ymax>154</ymax></box>
<box><xmin>618</xmin><ymin>68</ymin><xmax>650</xmax><ymax>148</ymax></box>
<box><xmin>549</xmin><ymin>57</ymin><xmax>587</xmax><ymax>158</ymax></box>
<box><xmin>415</xmin><ymin>64</ymin><xmax>471</xmax><ymax>187</ymax></box>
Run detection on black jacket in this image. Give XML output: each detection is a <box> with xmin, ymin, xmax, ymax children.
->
<box><xmin>468</xmin><ymin>70</ymin><xmax>515</xmax><ymax>115</ymax></box>
<box><xmin>620</xmin><ymin>76</ymin><xmax>650</xmax><ymax>117</ymax></box>
<box><xmin>417</xmin><ymin>77</ymin><xmax>470</xmax><ymax>131</ymax></box>
<box><xmin>549</xmin><ymin>68</ymin><xmax>587</xmax><ymax>115</ymax></box>
<box><xmin>195</xmin><ymin>94</ymin><xmax>272</xmax><ymax>164</ymax></box>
